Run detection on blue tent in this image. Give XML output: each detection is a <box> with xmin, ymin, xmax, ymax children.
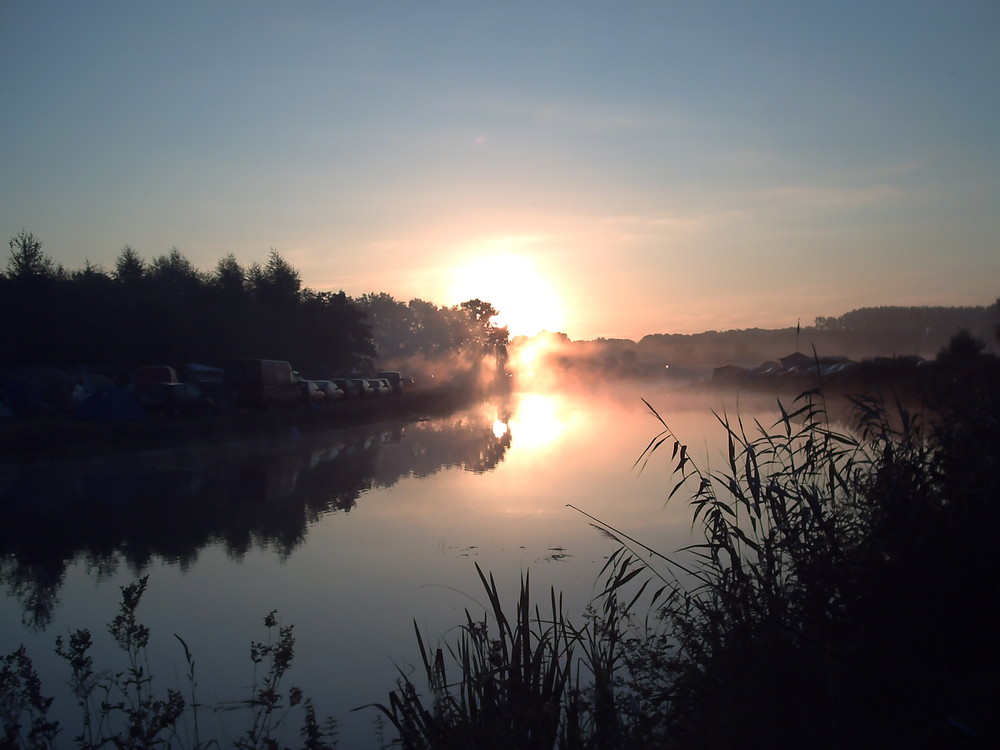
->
<box><xmin>72</xmin><ymin>385</ymin><xmax>146</xmax><ymax>422</ymax></box>
<box><xmin>0</xmin><ymin>374</ymin><xmax>54</xmax><ymax>416</ymax></box>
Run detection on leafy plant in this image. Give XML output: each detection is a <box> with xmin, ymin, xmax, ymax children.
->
<box><xmin>1</xmin><ymin>646</ymin><xmax>59</xmax><ymax>749</ymax></box>
<box><xmin>233</xmin><ymin>610</ymin><xmax>337</xmax><ymax>750</ymax></box>
<box><xmin>2</xmin><ymin>579</ymin><xmax>338</xmax><ymax>749</ymax></box>
<box><xmin>54</xmin><ymin>576</ymin><xmax>185</xmax><ymax>748</ymax></box>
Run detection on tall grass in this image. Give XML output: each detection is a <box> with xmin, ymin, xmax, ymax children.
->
<box><xmin>380</xmin><ymin>374</ymin><xmax>998</xmax><ymax>749</ymax></box>
<box><xmin>362</xmin><ymin>562</ymin><xmax>628</xmax><ymax>750</ymax></box>
<box><xmin>592</xmin><ymin>384</ymin><xmax>999</xmax><ymax>748</ymax></box>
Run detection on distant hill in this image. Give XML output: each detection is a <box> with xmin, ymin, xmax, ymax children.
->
<box><xmin>634</xmin><ymin>303</ymin><xmax>998</xmax><ymax>371</ymax></box>
<box><xmin>516</xmin><ymin>303</ymin><xmax>999</xmax><ymax>381</ymax></box>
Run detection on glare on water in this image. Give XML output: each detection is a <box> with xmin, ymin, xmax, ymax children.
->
<box><xmin>0</xmin><ymin>383</ymin><xmax>779</xmax><ymax>748</ymax></box>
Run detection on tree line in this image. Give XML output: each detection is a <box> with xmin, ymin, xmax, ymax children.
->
<box><xmin>634</xmin><ymin>301</ymin><xmax>999</xmax><ymax>369</ymax></box>
<box><xmin>0</xmin><ymin>231</ymin><xmax>507</xmax><ymax>376</ymax></box>
<box><xmin>813</xmin><ymin>303</ymin><xmax>997</xmax><ymax>336</ymax></box>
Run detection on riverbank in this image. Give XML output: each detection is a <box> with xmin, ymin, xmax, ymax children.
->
<box><xmin>0</xmin><ymin>385</ymin><xmax>491</xmax><ymax>464</ymax></box>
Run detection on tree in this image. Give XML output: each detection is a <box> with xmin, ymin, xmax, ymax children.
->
<box><xmin>460</xmin><ymin>299</ymin><xmax>509</xmax><ymax>371</ymax></box>
<box><xmin>251</xmin><ymin>250</ymin><xmax>301</xmax><ymax>310</ymax></box>
<box><xmin>994</xmin><ymin>296</ymin><xmax>1000</xmax><ymax>346</ymax></box>
<box><xmin>7</xmin><ymin>230</ymin><xmax>55</xmax><ymax>280</ymax></box>
<box><xmin>299</xmin><ymin>290</ymin><xmax>375</xmax><ymax>372</ymax></box>
<box><xmin>149</xmin><ymin>247</ymin><xmax>202</xmax><ymax>289</ymax></box>
<box><xmin>937</xmin><ymin>329</ymin><xmax>987</xmax><ymax>369</ymax></box>
<box><xmin>213</xmin><ymin>254</ymin><xmax>246</xmax><ymax>297</ymax></box>
<box><xmin>408</xmin><ymin>298</ymin><xmax>456</xmax><ymax>359</ymax></box>
<box><xmin>358</xmin><ymin>292</ymin><xmax>413</xmax><ymax>361</ymax></box>
<box><xmin>114</xmin><ymin>246</ymin><xmax>146</xmax><ymax>285</ymax></box>
<box><xmin>460</xmin><ymin>298</ymin><xmax>499</xmax><ymax>328</ymax></box>
<box><xmin>3</xmin><ymin>231</ymin><xmax>63</xmax><ymax>363</ymax></box>
<box><xmin>63</xmin><ymin>261</ymin><xmax>117</xmax><ymax>362</ymax></box>
<box><xmin>142</xmin><ymin>248</ymin><xmax>210</xmax><ymax>363</ymax></box>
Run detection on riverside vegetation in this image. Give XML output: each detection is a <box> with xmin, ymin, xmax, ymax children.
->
<box><xmin>2</xmin><ymin>578</ymin><xmax>338</xmax><ymax>749</ymax></box>
<box><xmin>369</xmin><ymin>336</ymin><xmax>998</xmax><ymax>749</ymax></box>
<box><xmin>3</xmin><ymin>334</ymin><xmax>998</xmax><ymax>749</ymax></box>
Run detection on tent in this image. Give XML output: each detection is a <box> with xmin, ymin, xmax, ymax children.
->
<box><xmin>72</xmin><ymin>385</ymin><xmax>146</xmax><ymax>422</ymax></box>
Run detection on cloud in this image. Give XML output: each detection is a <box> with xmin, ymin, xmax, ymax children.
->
<box><xmin>596</xmin><ymin>209</ymin><xmax>747</xmax><ymax>239</ymax></box>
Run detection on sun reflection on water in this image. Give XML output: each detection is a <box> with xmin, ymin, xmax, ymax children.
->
<box><xmin>508</xmin><ymin>392</ymin><xmax>573</xmax><ymax>452</ymax></box>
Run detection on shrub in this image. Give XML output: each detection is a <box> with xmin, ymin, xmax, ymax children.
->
<box><xmin>1</xmin><ymin>578</ymin><xmax>338</xmax><ymax>749</ymax></box>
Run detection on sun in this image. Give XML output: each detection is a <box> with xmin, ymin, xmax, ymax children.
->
<box><xmin>448</xmin><ymin>247</ymin><xmax>565</xmax><ymax>338</ymax></box>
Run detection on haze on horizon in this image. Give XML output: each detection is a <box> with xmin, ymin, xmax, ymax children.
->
<box><xmin>2</xmin><ymin>2</ymin><xmax>998</xmax><ymax>341</ymax></box>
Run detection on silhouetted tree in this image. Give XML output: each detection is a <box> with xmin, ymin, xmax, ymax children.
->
<box><xmin>0</xmin><ymin>237</ymin><xmax>384</xmax><ymax>371</ymax></box>
<box><xmin>408</xmin><ymin>298</ymin><xmax>457</xmax><ymax>359</ymax></box>
<box><xmin>7</xmin><ymin>230</ymin><xmax>55</xmax><ymax>280</ymax></box>
<box><xmin>298</xmin><ymin>290</ymin><xmax>375</xmax><ymax>372</ymax></box>
<box><xmin>114</xmin><ymin>245</ymin><xmax>146</xmax><ymax>284</ymax></box>
<box><xmin>213</xmin><ymin>253</ymin><xmax>246</xmax><ymax>298</ymax></box>
<box><xmin>357</xmin><ymin>294</ymin><xmax>513</xmax><ymax>369</ymax></box>
<box><xmin>936</xmin><ymin>329</ymin><xmax>989</xmax><ymax>378</ymax></box>
<box><xmin>148</xmin><ymin>247</ymin><xmax>203</xmax><ymax>291</ymax></box>
<box><xmin>938</xmin><ymin>329</ymin><xmax>986</xmax><ymax>362</ymax></box>
<box><xmin>63</xmin><ymin>261</ymin><xmax>116</xmax><ymax>363</ymax></box>
<box><xmin>144</xmin><ymin>248</ymin><xmax>209</xmax><ymax>363</ymax></box>
<box><xmin>109</xmin><ymin>246</ymin><xmax>155</xmax><ymax>364</ymax></box>
<box><xmin>994</xmin><ymin>296</ymin><xmax>1000</xmax><ymax>345</ymax></box>
<box><xmin>206</xmin><ymin>254</ymin><xmax>253</xmax><ymax>356</ymax></box>
<box><xmin>2</xmin><ymin>231</ymin><xmax>63</xmax><ymax>363</ymax></box>
<box><xmin>252</xmin><ymin>249</ymin><xmax>301</xmax><ymax>310</ymax></box>
<box><xmin>460</xmin><ymin>299</ymin><xmax>509</xmax><ymax>371</ymax></box>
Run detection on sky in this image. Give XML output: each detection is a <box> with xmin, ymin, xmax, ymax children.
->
<box><xmin>2</xmin><ymin>1</ymin><xmax>998</xmax><ymax>340</ymax></box>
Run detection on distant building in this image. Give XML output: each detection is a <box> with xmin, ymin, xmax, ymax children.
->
<box><xmin>778</xmin><ymin>352</ymin><xmax>813</xmax><ymax>371</ymax></box>
<box><xmin>713</xmin><ymin>365</ymin><xmax>749</xmax><ymax>382</ymax></box>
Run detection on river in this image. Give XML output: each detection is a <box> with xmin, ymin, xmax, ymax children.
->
<box><xmin>0</xmin><ymin>383</ymin><xmax>783</xmax><ymax>748</ymax></box>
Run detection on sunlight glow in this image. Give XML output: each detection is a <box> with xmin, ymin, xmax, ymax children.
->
<box><xmin>508</xmin><ymin>393</ymin><xmax>572</xmax><ymax>453</ymax></box>
<box><xmin>509</xmin><ymin>333</ymin><xmax>552</xmax><ymax>375</ymax></box>
<box><xmin>448</xmin><ymin>243</ymin><xmax>566</xmax><ymax>338</ymax></box>
<box><xmin>492</xmin><ymin>419</ymin><xmax>510</xmax><ymax>439</ymax></box>
<box><xmin>507</xmin><ymin>331</ymin><xmax>572</xmax><ymax>389</ymax></box>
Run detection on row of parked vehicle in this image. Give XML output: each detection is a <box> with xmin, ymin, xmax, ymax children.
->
<box><xmin>298</xmin><ymin>376</ymin><xmax>397</xmax><ymax>405</ymax></box>
<box><xmin>132</xmin><ymin>361</ymin><xmax>405</xmax><ymax>416</ymax></box>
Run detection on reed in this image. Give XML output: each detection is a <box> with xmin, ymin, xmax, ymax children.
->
<box><xmin>588</xmin><ymin>380</ymin><xmax>999</xmax><ymax>748</ymax></box>
<box><xmin>371</xmin><ymin>368</ymin><xmax>998</xmax><ymax>748</ymax></box>
<box><xmin>361</xmin><ymin>562</ymin><xmax>628</xmax><ymax>750</ymax></box>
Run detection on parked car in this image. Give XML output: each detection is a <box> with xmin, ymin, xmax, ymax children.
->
<box><xmin>314</xmin><ymin>380</ymin><xmax>346</xmax><ymax>402</ymax></box>
<box><xmin>331</xmin><ymin>378</ymin><xmax>358</xmax><ymax>400</ymax></box>
<box><xmin>140</xmin><ymin>382</ymin><xmax>215</xmax><ymax>416</ymax></box>
<box><xmin>298</xmin><ymin>379</ymin><xmax>325</xmax><ymax>405</ymax></box>
<box><xmin>348</xmin><ymin>378</ymin><xmax>375</xmax><ymax>399</ymax></box>
<box><xmin>377</xmin><ymin>370</ymin><xmax>404</xmax><ymax>396</ymax></box>
<box><xmin>368</xmin><ymin>378</ymin><xmax>391</xmax><ymax>397</ymax></box>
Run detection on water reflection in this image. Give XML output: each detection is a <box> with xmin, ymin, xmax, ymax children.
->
<box><xmin>0</xmin><ymin>387</ymin><xmax>784</xmax><ymax>750</ymax></box>
<box><xmin>0</xmin><ymin>401</ymin><xmax>512</xmax><ymax>630</ymax></box>
<box><xmin>508</xmin><ymin>392</ymin><xmax>571</xmax><ymax>451</ymax></box>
